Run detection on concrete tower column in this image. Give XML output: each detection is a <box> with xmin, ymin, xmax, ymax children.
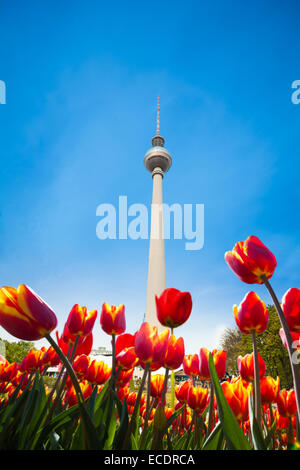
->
<box><xmin>145</xmin><ymin>168</ymin><xmax>166</xmax><ymax>331</ymax></box>
<box><xmin>144</xmin><ymin>98</ymin><xmax>172</xmax><ymax>331</ymax></box>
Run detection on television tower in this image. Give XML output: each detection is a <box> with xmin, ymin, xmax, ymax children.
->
<box><xmin>144</xmin><ymin>97</ymin><xmax>172</xmax><ymax>330</ymax></box>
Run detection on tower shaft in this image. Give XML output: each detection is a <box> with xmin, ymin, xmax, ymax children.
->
<box><xmin>145</xmin><ymin>170</ymin><xmax>166</xmax><ymax>330</ymax></box>
<box><xmin>144</xmin><ymin>98</ymin><xmax>172</xmax><ymax>331</ymax></box>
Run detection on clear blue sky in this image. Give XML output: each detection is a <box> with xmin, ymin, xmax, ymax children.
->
<box><xmin>0</xmin><ymin>0</ymin><xmax>300</xmax><ymax>354</ymax></box>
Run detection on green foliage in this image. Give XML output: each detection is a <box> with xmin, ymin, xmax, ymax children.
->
<box><xmin>0</xmin><ymin>338</ymin><xmax>34</xmax><ymax>364</ymax></box>
<box><xmin>208</xmin><ymin>354</ymin><xmax>251</xmax><ymax>450</ymax></box>
<box><xmin>220</xmin><ymin>305</ymin><xmax>293</xmax><ymax>388</ymax></box>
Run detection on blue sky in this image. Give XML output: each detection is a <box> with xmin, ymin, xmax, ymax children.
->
<box><xmin>0</xmin><ymin>0</ymin><xmax>300</xmax><ymax>355</ymax></box>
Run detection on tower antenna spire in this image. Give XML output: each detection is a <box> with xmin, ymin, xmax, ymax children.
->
<box><xmin>156</xmin><ymin>95</ymin><xmax>160</xmax><ymax>136</ymax></box>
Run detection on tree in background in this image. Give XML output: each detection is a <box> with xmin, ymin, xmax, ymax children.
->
<box><xmin>220</xmin><ymin>305</ymin><xmax>293</xmax><ymax>389</ymax></box>
<box><xmin>0</xmin><ymin>338</ymin><xmax>34</xmax><ymax>364</ymax></box>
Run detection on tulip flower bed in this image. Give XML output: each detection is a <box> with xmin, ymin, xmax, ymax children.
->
<box><xmin>0</xmin><ymin>235</ymin><xmax>300</xmax><ymax>450</ymax></box>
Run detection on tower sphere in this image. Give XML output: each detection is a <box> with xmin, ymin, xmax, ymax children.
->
<box><xmin>144</xmin><ymin>135</ymin><xmax>172</xmax><ymax>175</ymax></box>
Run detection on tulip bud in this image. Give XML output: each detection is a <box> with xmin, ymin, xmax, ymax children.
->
<box><xmin>66</xmin><ymin>380</ymin><xmax>92</xmax><ymax>407</ymax></box>
<box><xmin>155</xmin><ymin>288</ymin><xmax>192</xmax><ymax>329</ymax></box>
<box><xmin>187</xmin><ymin>385</ymin><xmax>209</xmax><ymax>413</ymax></box>
<box><xmin>277</xmin><ymin>389</ymin><xmax>297</xmax><ymax>418</ymax></box>
<box><xmin>175</xmin><ymin>379</ymin><xmax>192</xmax><ymax>404</ymax></box>
<box><xmin>282</xmin><ymin>288</ymin><xmax>300</xmax><ymax>333</ymax></box>
<box><xmin>183</xmin><ymin>354</ymin><xmax>200</xmax><ymax>377</ymax></box>
<box><xmin>260</xmin><ymin>376</ymin><xmax>280</xmax><ymax>405</ymax></box>
<box><xmin>225</xmin><ymin>235</ymin><xmax>277</xmax><ymax>284</ymax></box>
<box><xmin>150</xmin><ymin>374</ymin><xmax>165</xmax><ymax>398</ymax></box>
<box><xmin>221</xmin><ymin>378</ymin><xmax>251</xmax><ymax>422</ymax></box>
<box><xmin>0</xmin><ymin>284</ymin><xmax>57</xmax><ymax>341</ymax></box>
<box><xmin>66</xmin><ymin>304</ymin><xmax>97</xmax><ymax>337</ymax></box>
<box><xmin>199</xmin><ymin>348</ymin><xmax>227</xmax><ymax>381</ymax></box>
<box><xmin>134</xmin><ymin>322</ymin><xmax>169</xmax><ymax>364</ymax></box>
<box><xmin>163</xmin><ymin>335</ymin><xmax>185</xmax><ymax>370</ymax></box>
<box><xmin>237</xmin><ymin>352</ymin><xmax>266</xmax><ymax>382</ymax></box>
<box><xmin>100</xmin><ymin>303</ymin><xmax>126</xmax><ymax>336</ymax></box>
<box><xmin>116</xmin><ymin>347</ymin><xmax>139</xmax><ymax>370</ymax></box>
<box><xmin>233</xmin><ymin>291</ymin><xmax>268</xmax><ymax>334</ymax></box>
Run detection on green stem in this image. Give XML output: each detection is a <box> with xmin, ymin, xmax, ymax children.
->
<box><xmin>207</xmin><ymin>381</ymin><xmax>215</xmax><ymax>435</ymax></box>
<box><xmin>287</xmin><ymin>416</ymin><xmax>294</xmax><ymax>448</ymax></box>
<box><xmin>161</xmin><ymin>367</ymin><xmax>169</xmax><ymax>406</ymax></box>
<box><xmin>48</xmin><ymin>337</ymin><xmax>80</xmax><ymax>418</ymax></box>
<box><xmin>251</xmin><ymin>329</ymin><xmax>262</xmax><ymax>428</ymax></box>
<box><xmin>269</xmin><ymin>404</ymin><xmax>275</xmax><ymax>450</ymax></box>
<box><xmin>139</xmin><ymin>370</ymin><xmax>152</xmax><ymax>449</ymax></box>
<box><xmin>297</xmin><ymin>414</ymin><xmax>300</xmax><ymax>444</ymax></box>
<box><xmin>144</xmin><ymin>370</ymin><xmax>152</xmax><ymax>426</ymax></box>
<box><xmin>110</xmin><ymin>334</ymin><xmax>116</xmax><ymax>390</ymax></box>
<box><xmin>45</xmin><ymin>333</ymin><xmax>85</xmax><ymax>406</ymax></box>
<box><xmin>170</xmin><ymin>327</ymin><xmax>175</xmax><ymax>409</ymax></box>
<box><xmin>122</xmin><ymin>363</ymin><xmax>149</xmax><ymax>450</ymax></box>
<box><xmin>262</xmin><ymin>275</ymin><xmax>300</xmax><ymax>425</ymax></box>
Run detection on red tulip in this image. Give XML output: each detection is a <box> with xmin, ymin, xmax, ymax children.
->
<box><xmin>187</xmin><ymin>385</ymin><xmax>209</xmax><ymax>413</ymax></box>
<box><xmin>199</xmin><ymin>348</ymin><xmax>227</xmax><ymax>381</ymax></box>
<box><xmin>100</xmin><ymin>303</ymin><xmax>126</xmax><ymax>336</ymax></box>
<box><xmin>66</xmin><ymin>304</ymin><xmax>97</xmax><ymax>337</ymax></box>
<box><xmin>0</xmin><ymin>356</ymin><xmax>8</xmax><ymax>368</ymax></box>
<box><xmin>163</xmin><ymin>335</ymin><xmax>185</xmax><ymax>370</ymax></box>
<box><xmin>62</xmin><ymin>323</ymin><xmax>78</xmax><ymax>345</ymax></box>
<box><xmin>282</xmin><ymin>288</ymin><xmax>300</xmax><ymax>333</ymax></box>
<box><xmin>73</xmin><ymin>354</ymin><xmax>91</xmax><ymax>378</ymax></box>
<box><xmin>41</xmin><ymin>346</ymin><xmax>60</xmax><ymax>367</ymax></box>
<box><xmin>19</xmin><ymin>348</ymin><xmax>43</xmax><ymax>373</ymax></box>
<box><xmin>66</xmin><ymin>380</ymin><xmax>92</xmax><ymax>407</ymax></box>
<box><xmin>86</xmin><ymin>359</ymin><xmax>111</xmax><ymax>385</ymax></box>
<box><xmin>0</xmin><ymin>284</ymin><xmax>57</xmax><ymax>341</ymax></box>
<box><xmin>116</xmin><ymin>368</ymin><xmax>134</xmax><ymax>388</ymax></box>
<box><xmin>0</xmin><ymin>362</ymin><xmax>18</xmax><ymax>382</ymax></box>
<box><xmin>155</xmin><ymin>288</ymin><xmax>192</xmax><ymax>328</ymax></box>
<box><xmin>150</xmin><ymin>374</ymin><xmax>165</xmax><ymax>398</ymax></box>
<box><xmin>115</xmin><ymin>333</ymin><xmax>135</xmax><ymax>355</ymax></box>
<box><xmin>183</xmin><ymin>354</ymin><xmax>200</xmax><ymax>377</ymax></box>
<box><xmin>277</xmin><ymin>389</ymin><xmax>297</xmax><ymax>418</ymax></box>
<box><xmin>74</xmin><ymin>333</ymin><xmax>93</xmax><ymax>357</ymax></box>
<box><xmin>233</xmin><ymin>291</ymin><xmax>268</xmax><ymax>334</ymax></box>
<box><xmin>57</xmin><ymin>330</ymin><xmax>93</xmax><ymax>357</ymax></box>
<box><xmin>225</xmin><ymin>235</ymin><xmax>277</xmax><ymax>284</ymax></box>
<box><xmin>172</xmin><ymin>403</ymin><xmax>192</xmax><ymax>431</ymax></box>
<box><xmin>127</xmin><ymin>391</ymin><xmax>146</xmax><ymax>408</ymax></box>
<box><xmin>134</xmin><ymin>322</ymin><xmax>169</xmax><ymax>364</ymax></box>
<box><xmin>237</xmin><ymin>352</ymin><xmax>266</xmax><ymax>382</ymax></box>
<box><xmin>116</xmin><ymin>347</ymin><xmax>139</xmax><ymax>370</ymax></box>
<box><xmin>164</xmin><ymin>407</ymin><xmax>173</xmax><ymax>421</ymax></box>
<box><xmin>117</xmin><ymin>386</ymin><xmax>130</xmax><ymax>402</ymax></box>
<box><xmin>175</xmin><ymin>379</ymin><xmax>193</xmax><ymax>404</ymax></box>
<box><xmin>56</xmin><ymin>331</ymin><xmax>70</xmax><ymax>356</ymax></box>
<box><xmin>260</xmin><ymin>376</ymin><xmax>280</xmax><ymax>405</ymax></box>
<box><xmin>221</xmin><ymin>377</ymin><xmax>251</xmax><ymax>422</ymax></box>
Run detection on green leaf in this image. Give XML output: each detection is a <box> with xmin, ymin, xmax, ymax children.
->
<box><xmin>165</xmin><ymin>404</ymin><xmax>184</xmax><ymax>431</ymax></box>
<box><xmin>208</xmin><ymin>353</ymin><xmax>251</xmax><ymax>450</ymax></box>
<box><xmin>173</xmin><ymin>432</ymin><xmax>190</xmax><ymax>450</ymax></box>
<box><xmin>130</xmin><ymin>433</ymin><xmax>139</xmax><ymax>450</ymax></box>
<box><xmin>103</xmin><ymin>399</ymin><xmax>117</xmax><ymax>450</ymax></box>
<box><xmin>114</xmin><ymin>398</ymin><xmax>129</xmax><ymax>450</ymax></box>
<box><xmin>49</xmin><ymin>431</ymin><xmax>63</xmax><ymax>450</ymax></box>
<box><xmin>202</xmin><ymin>422</ymin><xmax>224</xmax><ymax>450</ymax></box>
<box><xmin>32</xmin><ymin>404</ymin><xmax>80</xmax><ymax>449</ymax></box>
<box><xmin>248</xmin><ymin>392</ymin><xmax>267</xmax><ymax>450</ymax></box>
<box><xmin>78</xmin><ymin>402</ymin><xmax>103</xmax><ymax>450</ymax></box>
<box><xmin>265</xmin><ymin>417</ymin><xmax>277</xmax><ymax>449</ymax></box>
